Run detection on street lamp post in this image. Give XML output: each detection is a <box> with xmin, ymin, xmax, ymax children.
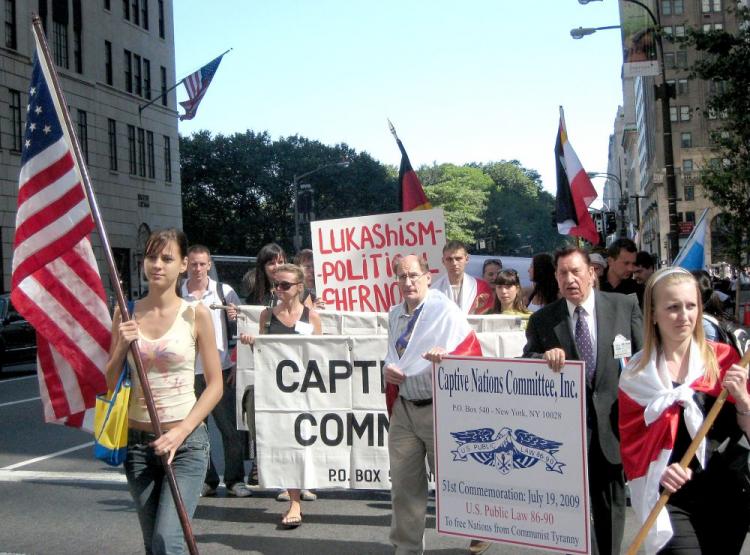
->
<box><xmin>292</xmin><ymin>161</ymin><xmax>350</xmax><ymax>251</ymax></box>
<box><xmin>576</xmin><ymin>0</ymin><xmax>680</xmax><ymax>262</ymax></box>
<box><xmin>588</xmin><ymin>171</ymin><xmax>628</xmax><ymax>237</ymax></box>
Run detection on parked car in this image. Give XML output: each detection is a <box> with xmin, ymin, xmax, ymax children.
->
<box><xmin>0</xmin><ymin>293</ymin><xmax>37</xmax><ymax>370</ymax></box>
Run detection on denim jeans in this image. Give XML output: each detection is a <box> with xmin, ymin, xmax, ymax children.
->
<box><xmin>125</xmin><ymin>424</ymin><xmax>209</xmax><ymax>555</ymax></box>
<box><xmin>194</xmin><ymin>367</ymin><xmax>246</xmax><ymax>488</ymax></box>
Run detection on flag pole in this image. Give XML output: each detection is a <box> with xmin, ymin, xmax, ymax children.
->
<box><xmin>625</xmin><ymin>348</ymin><xmax>750</xmax><ymax>555</ymax></box>
<box><xmin>387</xmin><ymin>119</ymin><xmax>404</xmax><ymax>208</ymax></box>
<box><xmin>31</xmin><ymin>16</ymin><xmax>200</xmax><ymax>555</ymax></box>
<box><xmin>139</xmin><ymin>48</ymin><xmax>232</xmax><ymax>114</ymax></box>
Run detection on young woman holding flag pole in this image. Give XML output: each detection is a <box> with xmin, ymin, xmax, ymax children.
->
<box><xmin>619</xmin><ymin>268</ymin><xmax>750</xmax><ymax>554</ymax></box>
<box><xmin>28</xmin><ymin>17</ymin><xmax>216</xmax><ymax>555</ymax></box>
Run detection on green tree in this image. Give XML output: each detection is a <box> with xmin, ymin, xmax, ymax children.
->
<box><xmin>418</xmin><ymin>164</ymin><xmax>492</xmax><ymax>246</ymax></box>
<box><xmin>480</xmin><ymin>160</ymin><xmax>565</xmax><ymax>255</ymax></box>
<box><xmin>683</xmin><ymin>7</ymin><xmax>750</xmax><ymax>271</ymax></box>
<box><xmin>180</xmin><ymin>131</ymin><xmax>398</xmax><ymax>256</ymax></box>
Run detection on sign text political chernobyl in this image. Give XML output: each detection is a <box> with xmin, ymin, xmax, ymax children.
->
<box><xmin>254</xmin><ymin>335</ymin><xmax>392</xmax><ymax>489</ymax></box>
<box><xmin>311</xmin><ymin>209</ymin><xmax>446</xmax><ymax>312</ymax></box>
<box><xmin>433</xmin><ymin>357</ymin><xmax>591</xmax><ymax>554</ymax></box>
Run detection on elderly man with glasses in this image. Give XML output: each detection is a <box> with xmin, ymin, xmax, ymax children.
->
<box><xmin>384</xmin><ymin>254</ymin><xmax>486</xmax><ymax>554</ymax></box>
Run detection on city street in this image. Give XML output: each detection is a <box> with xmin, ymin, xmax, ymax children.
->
<box><xmin>1</xmin><ymin>366</ymin><xmax>749</xmax><ymax>555</ymax></box>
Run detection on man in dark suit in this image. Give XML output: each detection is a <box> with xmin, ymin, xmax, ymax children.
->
<box><xmin>523</xmin><ymin>246</ymin><xmax>643</xmax><ymax>555</ymax></box>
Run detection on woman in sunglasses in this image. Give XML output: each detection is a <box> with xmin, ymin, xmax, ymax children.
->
<box><xmin>257</xmin><ymin>263</ymin><xmax>322</xmax><ymax>528</ymax></box>
<box><xmin>489</xmin><ymin>270</ymin><xmax>532</xmax><ymax>320</ymax></box>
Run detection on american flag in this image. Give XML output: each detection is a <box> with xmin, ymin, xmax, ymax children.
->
<box><xmin>11</xmin><ymin>48</ymin><xmax>111</xmax><ymax>428</ymax></box>
<box><xmin>179</xmin><ymin>53</ymin><xmax>225</xmax><ymax>121</ymax></box>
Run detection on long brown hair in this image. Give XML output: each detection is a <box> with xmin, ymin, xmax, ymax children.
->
<box><xmin>491</xmin><ymin>270</ymin><xmax>530</xmax><ymax>315</ymax></box>
<box><xmin>634</xmin><ymin>267</ymin><xmax>718</xmax><ymax>383</ymax></box>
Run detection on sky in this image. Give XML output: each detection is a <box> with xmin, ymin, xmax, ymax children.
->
<box><xmin>174</xmin><ymin>1</ymin><xmax>625</xmax><ymax>203</ymax></box>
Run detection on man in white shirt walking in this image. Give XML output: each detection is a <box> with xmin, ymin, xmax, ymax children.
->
<box><xmin>182</xmin><ymin>245</ymin><xmax>251</xmax><ymax>497</ymax></box>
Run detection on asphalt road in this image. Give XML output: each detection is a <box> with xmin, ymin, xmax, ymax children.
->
<box><xmin>1</xmin><ymin>365</ymin><xmax>749</xmax><ymax>555</ymax></box>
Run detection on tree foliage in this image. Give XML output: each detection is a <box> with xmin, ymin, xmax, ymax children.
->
<box><xmin>684</xmin><ymin>6</ymin><xmax>750</xmax><ymax>265</ymax></box>
<box><xmin>180</xmin><ymin>131</ymin><xmax>398</xmax><ymax>256</ymax></box>
<box><xmin>181</xmin><ymin>131</ymin><xmax>561</xmax><ymax>258</ymax></box>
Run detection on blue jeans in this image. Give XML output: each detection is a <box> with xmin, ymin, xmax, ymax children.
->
<box><xmin>195</xmin><ymin>368</ymin><xmax>246</xmax><ymax>488</ymax></box>
<box><xmin>125</xmin><ymin>424</ymin><xmax>209</xmax><ymax>555</ymax></box>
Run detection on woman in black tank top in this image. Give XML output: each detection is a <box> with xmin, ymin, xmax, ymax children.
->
<box><xmin>258</xmin><ymin>264</ymin><xmax>322</xmax><ymax>529</ymax></box>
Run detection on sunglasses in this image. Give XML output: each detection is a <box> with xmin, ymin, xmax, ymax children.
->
<box><xmin>273</xmin><ymin>280</ymin><xmax>300</xmax><ymax>291</ymax></box>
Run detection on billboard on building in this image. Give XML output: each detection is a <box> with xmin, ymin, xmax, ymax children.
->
<box><xmin>619</xmin><ymin>0</ymin><xmax>660</xmax><ymax>77</ymax></box>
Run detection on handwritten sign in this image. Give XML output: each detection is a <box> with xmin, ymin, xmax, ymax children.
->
<box><xmin>432</xmin><ymin>356</ymin><xmax>590</xmax><ymax>554</ymax></box>
<box><xmin>311</xmin><ymin>209</ymin><xmax>445</xmax><ymax>312</ymax></box>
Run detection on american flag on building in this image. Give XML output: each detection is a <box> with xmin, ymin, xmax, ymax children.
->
<box><xmin>179</xmin><ymin>53</ymin><xmax>225</xmax><ymax>121</ymax></box>
<box><xmin>11</xmin><ymin>45</ymin><xmax>111</xmax><ymax>428</ymax></box>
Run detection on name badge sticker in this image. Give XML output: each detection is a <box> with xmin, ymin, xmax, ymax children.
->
<box><xmin>613</xmin><ymin>334</ymin><xmax>632</xmax><ymax>359</ymax></box>
<box><xmin>295</xmin><ymin>320</ymin><xmax>314</xmax><ymax>335</ymax></box>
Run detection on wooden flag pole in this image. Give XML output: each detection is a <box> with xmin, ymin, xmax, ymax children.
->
<box><xmin>625</xmin><ymin>348</ymin><xmax>750</xmax><ymax>555</ymax></box>
<box><xmin>31</xmin><ymin>16</ymin><xmax>199</xmax><ymax>555</ymax></box>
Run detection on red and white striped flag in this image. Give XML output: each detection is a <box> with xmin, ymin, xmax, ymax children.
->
<box><xmin>11</xmin><ymin>38</ymin><xmax>111</xmax><ymax>428</ymax></box>
<box><xmin>179</xmin><ymin>53</ymin><xmax>225</xmax><ymax>121</ymax></box>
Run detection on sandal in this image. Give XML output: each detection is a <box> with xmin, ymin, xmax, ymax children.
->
<box><xmin>281</xmin><ymin>511</ymin><xmax>302</xmax><ymax>529</ymax></box>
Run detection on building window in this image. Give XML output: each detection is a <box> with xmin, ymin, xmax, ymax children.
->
<box><xmin>669</xmin><ymin>106</ymin><xmax>677</xmax><ymax>122</ymax></box>
<box><xmin>683</xmin><ymin>159</ymin><xmax>693</xmax><ymax>173</ymax></box>
<box><xmin>673</xmin><ymin>0</ymin><xmax>684</xmax><ymax>14</ymax></box>
<box><xmin>104</xmin><ymin>0</ymin><xmax>110</xmax><ymax>10</ymax></box>
<box><xmin>680</xmin><ymin>106</ymin><xmax>690</xmax><ymax>121</ymax></box>
<box><xmin>712</xmin><ymin>0</ymin><xmax>721</xmax><ymax>11</ymax></box>
<box><xmin>680</xmin><ymin>132</ymin><xmax>692</xmax><ymax>148</ymax></box>
<box><xmin>708</xmin><ymin>107</ymin><xmax>718</xmax><ymax>119</ymax></box>
<box><xmin>124</xmin><ymin>49</ymin><xmax>132</xmax><ymax>93</ymax></box>
<box><xmin>108</xmin><ymin>119</ymin><xmax>118</xmax><ymax>171</ymax></box>
<box><xmin>128</xmin><ymin>124</ymin><xmax>136</xmax><ymax>174</ymax></box>
<box><xmin>143</xmin><ymin>58</ymin><xmax>151</xmax><ymax>100</ymax></box>
<box><xmin>702</xmin><ymin>0</ymin><xmax>710</xmax><ymax>11</ymax></box>
<box><xmin>662</xmin><ymin>0</ymin><xmax>672</xmax><ymax>16</ymax></box>
<box><xmin>710</xmin><ymin>158</ymin><xmax>721</xmax><ymax>169</ymax></box>
<box><xmin>674</xmin><ymin>25</ymin><xmax>685</xmax><ymax>38</ymax></box>
<box><xmin>141</xmin><ymin>0</ymin><xmax>148</xmax><ymax>29</ymax></box>
<box><xmin>9</xmin><ymin>89</ymin><xmax>22</xmax><ymax>152</ymax></box>
<box><xmin>104</xmin><ymin>41</ymin><xmax>112</xmax><ymax>85</ymax></box>
<box><xmin>133</xmin><ymin>54</ymin><xmax>141</xmax><ymax>96</ymax></box>
<box><xmin>137</xmin><ymin>127</ymin><xmax>145</xmax><ymax>177</ymax></box>
<box><xmin>163</xmin><ymin>135</ymin><xmax>171</xmax><ymax>182</ymax></box>
<box><xmin>5</xmin><ymin>0</ymin><xmax>17</xmax><ymax>49</ymax></box>
<box><xmin>131</xmin><ymin>0</ymin><xmax>139</xmax><ymax>25</ymax></box>
<box><xmin>146</xmin><ymin>130</ymin><xmax>154</xmax><ymax>178</ymax></box>
<box><xmin>685</xmin><ymin>211</ymin><xmax>696</xmax><ymax>224</ymax></box>
<box><xmin>72</xmin><ymin>0</ymin><xmax>82</xmax><ymax>73</ymax></box>
<box><xmin>714</xmin><ymin>22</ymin><xmax>723</xmax><ymax>31</ymax></box>
<box><xmin>77</xmin><ymin>109</ymin><xmax>88</xmax><ymax>162</ymax></box>
<box><xmin>122</xmin><ymin>0</ymin><xmax>129</xmax><ymax>20</ymax></box>
<box><xmin>663</xmin><ymin>26</ymin><xmax>673</xmax><ymax>38</ymax></box>
<box><xmin>665</xmin><ymin>52</ymin><xmax>675</xmax><ymax>69</ymax></box>
<box><xmin>158</xmin><ymin>0</ymin><xmax>164</xmax><ymax>38</ymax></box>
<box><xmin>677</xmin><ymin>78</ymin><xmax>688</xmax><ymax>95</ymax></box>
<box><xmin>160</xmin><ymin>65</ymin><xmax>167</xmax><ymax>106</ymax></box>
<box><xmin>676</xmin><ymin>50</ymin><xmax>687</xmax><ymax>68</ymax></box>
<box><xmin>52</xmin><ymin>21</ymin><xmax>69</xmax><ymax>68</ymax></box>
<box><xmin>684</xmin><ymin>185</ymin><xmax>694</xmax><ymax>201</ymax></box>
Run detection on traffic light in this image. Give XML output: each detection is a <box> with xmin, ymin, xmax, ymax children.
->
<box><xmin>605</xmin><ymin>212</ymin><xmax>617</xmax><ymax>235</ymax></box>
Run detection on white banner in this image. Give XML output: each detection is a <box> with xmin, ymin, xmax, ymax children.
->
<box><xmin>311</xmin><ymin>208</ymin><xmax>446</xmax><ymax>312</ymax></box>
<box><xmin>253</xmin><ymin>335</ymin><xmax>391</xmax><ymax>489</ymax></box>
<box><xmin>433</xmin><ymin>356</ymin><xmax>590</xmax><ymax>554</ymax></box>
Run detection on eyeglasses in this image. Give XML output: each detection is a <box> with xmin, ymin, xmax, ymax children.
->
<box><xmin>273</xmin><ymin>280</ymin><xmax>300</xmax><ymax>291</ymax></box>
<box><xmin>396</xmin><ymin>272</ymin><xmax>427</xmax><ymax>283</ymax></box>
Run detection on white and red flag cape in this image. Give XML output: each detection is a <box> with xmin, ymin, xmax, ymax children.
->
<box><xmin>555</xmin><ymin>106</ymin><xmax>600</xmax><ymax>245</ymax></box>
<box><xmin>11</xmin><ymin>40</ymin><xmax>111</xmax><ymax>428</ymax></box>
<box><xmin>431</xmin><ymin>273</ymin><xmax>494</xmax><ymax>315</ymax></box>
<box><xmin>619</xmin><ymin>341</ymin><xmax>740</xmax><ymax>554</ymax></box>
<box><xmin>384</xmin><ymin>289</ymin><xmax>482</xmax><ymax>414</ymax></box>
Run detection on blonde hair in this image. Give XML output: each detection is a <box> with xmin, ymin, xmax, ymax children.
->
<box><xmin>634</xmin><ymin>267</ymin><xmax>718</xmax><ymax>383</ymax></box>
<box><xmin>273</xmin><ymin>263</ymin><xmax>305</xmax><ymax>301</ymax></box>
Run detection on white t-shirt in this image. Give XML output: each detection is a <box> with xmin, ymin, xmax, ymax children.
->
<box><xmin>181</xmin><ymin>278</ymin><xmax>240</xmax><ymax>373</ymax></box>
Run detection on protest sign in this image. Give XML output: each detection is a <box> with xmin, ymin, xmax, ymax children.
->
<box><xmin>311</xmin><ymin>208</ymin><xmax>445</xmax><ymax>312</ymax></box>
<box><xmin>253</xmin><ymin>334</ymin><xmax>391</xmax><ymax>489</ymax></box>
<box><xmin>433</xmin><ymin>356</ymin><xmax>590</xmax><ymax>554</ymax></box>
